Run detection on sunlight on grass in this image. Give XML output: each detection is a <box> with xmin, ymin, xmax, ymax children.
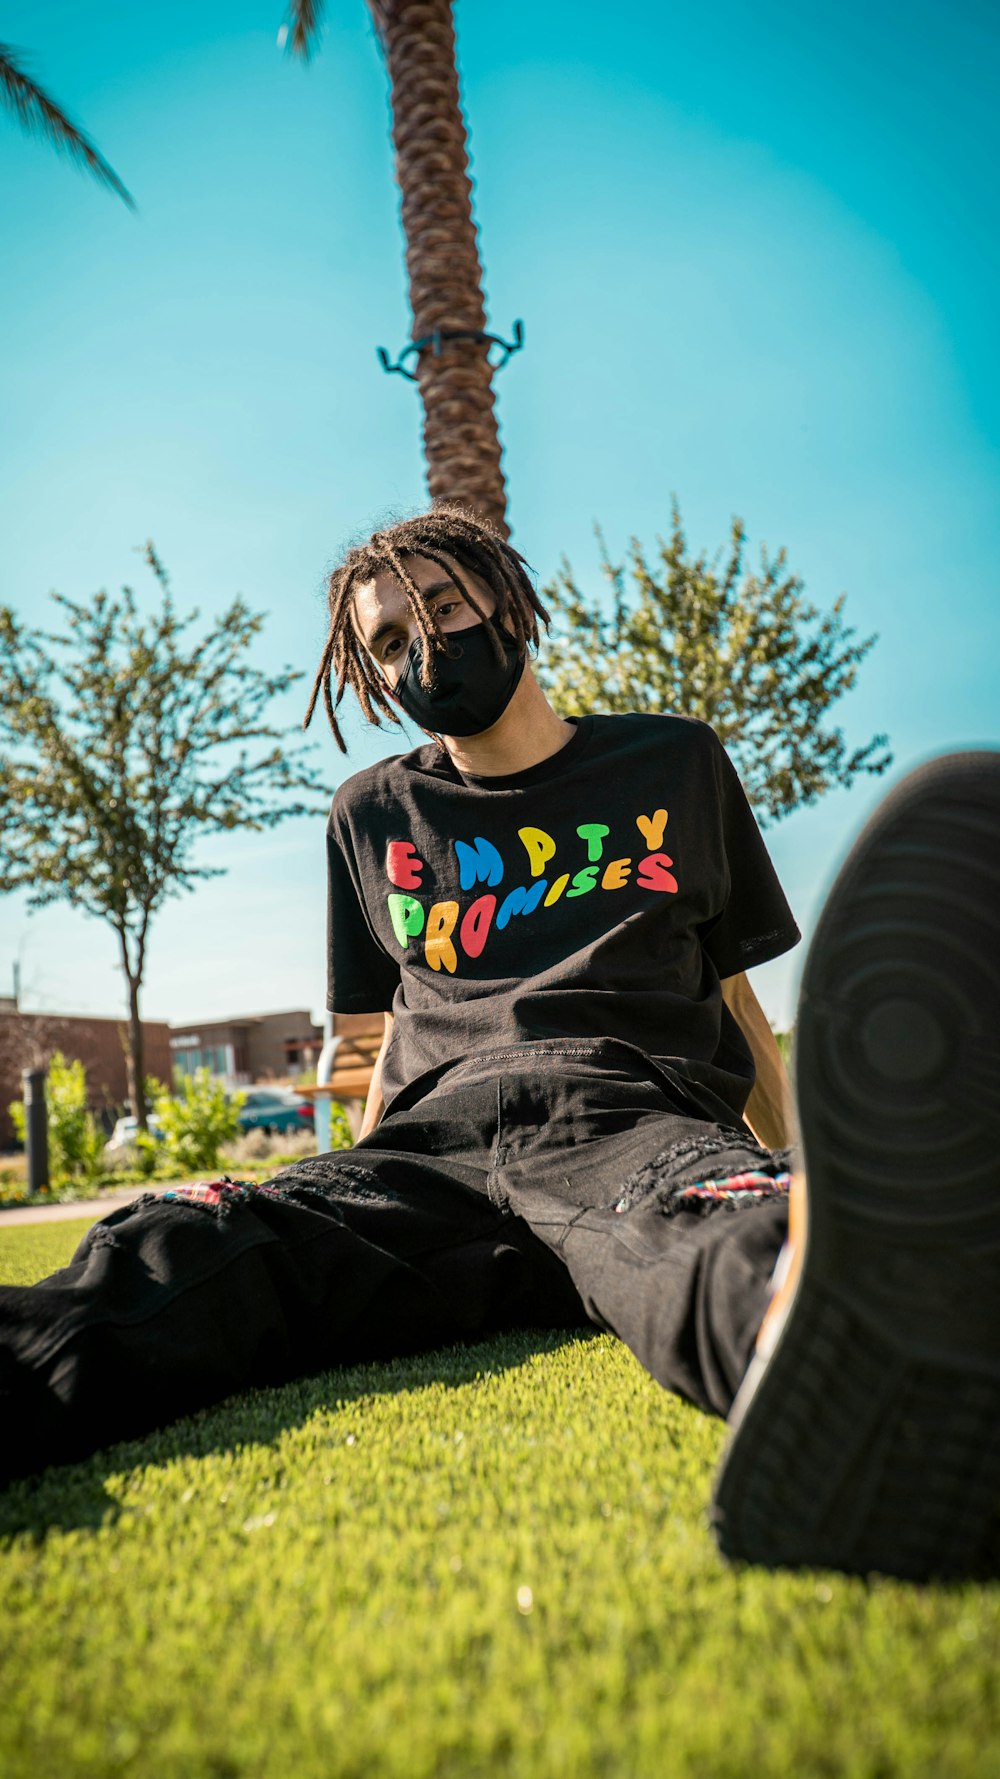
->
<box><xmin>1</xmin><ymin>1219</ymin><xmax>998</xmax><ymax>1778</ymax></box>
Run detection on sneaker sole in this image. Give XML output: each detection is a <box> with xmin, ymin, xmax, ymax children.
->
<box><xmin>711</xmin><ymin>751</ymin><xmax>1000</xmax><ymax>1579</ymax></box>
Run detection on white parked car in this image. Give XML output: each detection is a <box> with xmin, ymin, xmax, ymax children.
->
<box><xmin>104</xmin><ymin>1113</ymin><xmax>166</xmax><ymax>1155</ymax></box>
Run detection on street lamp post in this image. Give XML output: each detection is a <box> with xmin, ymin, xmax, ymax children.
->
<box><xmin>22</xmin><ymin>1068</ymin><xmax>49</xmax><ymax>1196</ymax></box>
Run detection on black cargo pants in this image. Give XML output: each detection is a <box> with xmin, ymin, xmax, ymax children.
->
<box><xmin>0</xmin><ymin>1041</ymin><xmax>790</xmax><ymax>1480</ymax></box>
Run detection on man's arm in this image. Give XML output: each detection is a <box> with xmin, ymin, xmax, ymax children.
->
<box><xmin>720</xmin><ymin>972</ymin><xmax>797</xmax><ymax>1152</ymax></box>
<box><xmin>357</xmin><ymin>1013</ymin><xmax>393</xmax><ymax>1142</ymax></box>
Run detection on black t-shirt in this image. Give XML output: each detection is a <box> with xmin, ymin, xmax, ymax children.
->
<box><xmin>326</xmin><ymin>713</ymin><xmax>800</xmax><ymax>1122</ymax></box>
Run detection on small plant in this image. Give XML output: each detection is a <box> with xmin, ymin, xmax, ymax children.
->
<box><xmin>127</xmin><ymin>1073</ymin><xmax>169</xmax><ymax>1177</ymax></box>
<box><xmin>148</xmin><ymin>1069</ymin><xmax>245</xmax><ymax>1177</ymax></box>
<box><xmin>219</xmin><ymin>1103</ymin><xmax>353</xmax><ymax>1175</ymax></box>
<box><xmin>223</xmin><ymin>1127</ymin><xmax>278</xmax><ymax>1164</ymax></box>
<box><xmin>329</xmin><ymin>1100</ymin><xmax>355</xmax><ymax>1151</ymax></box>
<box><xmin>7</xmin><ymin>1051</ymin><xmax>105</xmax><ymax>1188</ymax></box>
<box><xmin>131</xmin><ymin>1133</ymin><xmax>162</xmax><ymax>1179</ymax></box>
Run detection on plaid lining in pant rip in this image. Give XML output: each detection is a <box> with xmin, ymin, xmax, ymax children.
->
<box><xmin>156</xmin><ymin>1161</ymin><xmax>399</xmax><ymax>1219</ymax></box>
<box><xmin>157</xmin><ymin>1176</ymin><xmax>285</xmax><ymax>1216</ymax></box>
<box><xmin>658</xmin><ymin>1171</ymin><xmax>792</xmax><ymax>1216</ymax></box>
<box><xmin>613</xmin><ymin>1127</ymin><xmax>794</xmax><ymax>1219</ymax></box>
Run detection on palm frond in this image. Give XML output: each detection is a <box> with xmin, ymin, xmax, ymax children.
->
<box><xmin>283</xmin><ymin>2</ymin><xmax>391</xmax><ymax>62</ymax></box>
<box><xmin>0</xmin><ymin>43</ymin><xmax>134</xmax><ymax>208</ymax></box>
<box><xmin>285</xmin><ymin>1</ymin><xmax>326</xmax><ymax>60</ymax></box>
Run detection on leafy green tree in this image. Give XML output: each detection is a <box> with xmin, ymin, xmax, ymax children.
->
<box><xmin>8</xmin><ymin>1050</ymin><xmax>105</xmax><ymax>1187</ymax></box>
<box><xmin>144</xmin><ymin>1069</ymin><xmax>245</xmax><ymax>1178</ymax></box>
<box><xmin>535</xmin><ymin>502</ymin><xmax>892</xmax><ymax>824</ymax></box>
<box><xmin>0</xmin><ymin>42</ymin><xmax>132</xmax><ymax>205</ymax></box>
<box><xmin>0</xmin><ymin>548</ymin><xmax>329</xmax><ymax>1130</ymax></box>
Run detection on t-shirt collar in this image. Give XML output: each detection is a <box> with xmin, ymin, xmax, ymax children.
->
<box><xmin>441</xmin><ymin>715</ymin><xmax>595</xmax><ymax>790</ymax></box>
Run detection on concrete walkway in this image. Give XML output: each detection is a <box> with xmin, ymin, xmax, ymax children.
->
<box><xmin>0</xmin><ymin>1184</ymin><xmax>197</xmax><ymax>1228</ymax></box>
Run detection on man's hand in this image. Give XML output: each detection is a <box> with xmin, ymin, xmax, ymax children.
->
<box><xmin>720</xmin><ymin>972</ymin><xmax>797</xmax><ymax>1151</ymax></box>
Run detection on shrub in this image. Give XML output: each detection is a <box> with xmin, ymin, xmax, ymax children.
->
<box><xmin>7</xmin><ymin>1051</ymin><xmax>105</xmax><ymax>1188</ymax></box>
<box><xmin>220</xmin><ymin>1105</ymin><xmax>353</xmax><ymax>1172</ymax></box>
<box><xmin>148</xmin><ymin>1069</ymin><xmax>245</xmax><ymax>1177</ymax></box>
<box><xmin>328</xmin><ymin>1100</ymin><xmax>355</xmax><ymax>1152</ymax></box>
<box><xmin>222</xmin><ymin>1128</ymin><xmax>318</xmax><ymax>1169</ymax></box>
<box><xmin>224</xmin><ymin>1127</ymin><xmax>281</xmax><ymax>1164</ymax></box>
<box><xmin>130</xmin><ymin>1133</ymin><xmax>161</xmax><ymax>1179</ymax></box>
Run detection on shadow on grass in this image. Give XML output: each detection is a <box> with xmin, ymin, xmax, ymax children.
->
<box><xmin>0</xmin><ymin>1325</ymin><xmax>600</xmax><ymax>1544</ymax></box>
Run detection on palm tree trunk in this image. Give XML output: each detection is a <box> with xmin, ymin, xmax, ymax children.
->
<box><xmin>375</xmin><ymin>0</ymin><xmax>510</xmax><ymax>536</ymax></box>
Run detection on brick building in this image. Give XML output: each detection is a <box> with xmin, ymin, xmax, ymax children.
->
<box><xmin>1</xmin><ymin>1006</ymin><xmax>323</xmax><ymax>1150</ymax></box>
<box><xmin>168</xmin><ymin>1010</ymin><xmax>323</xmax><ymax>1089</ymax></box>
<box><xmin>0</xmin><ymin>1011</ymin><xmax>173</xmax><ymax>1148</ymax></box>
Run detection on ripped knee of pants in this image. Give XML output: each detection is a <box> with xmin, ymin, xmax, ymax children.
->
<box><xmin>156</xmin><ymin>1160</ymin><xmax>397</xmax><ymax>1219</ymax></box>
<box><xmin>156</xmin><ymin>1177</ymin><xmax>285</xmax><ymax>1218</ymax></box>
<box><xmin>613</xmin><ymin>1128</ymin><xmax>793</xmax><ymax>1219</ymax></box>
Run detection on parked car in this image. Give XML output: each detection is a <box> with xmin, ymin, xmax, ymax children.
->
<box><xmin>236</xmin><ymin>1087</ymin><xmax>314</xmax><ymax>1136</ymax></box>
<box><xmin>105</xmin><ymin>1113</ymin><xmax>165</xmax><ymax>1154</ymax></box>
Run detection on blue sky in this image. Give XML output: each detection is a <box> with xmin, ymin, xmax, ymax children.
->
<box><xmin>1</xmin><ymin>0</ymin><xmax>997</xmax><ymax>1034</ymax></box>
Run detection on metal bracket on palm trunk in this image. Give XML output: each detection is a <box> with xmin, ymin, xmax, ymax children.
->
<box><xmin>376</xmin><ymin>320</ymin><xmax>524</xmax><ymax>382</ymax></box>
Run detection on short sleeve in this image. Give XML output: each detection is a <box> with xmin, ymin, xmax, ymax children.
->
<box><xmin>699</xmin><ymin>735</ymin><xmax>801</xmax><ymax>979</ymax></box>
<box><xmin>326</xmin><ymin>815</ymin><xmax>400</xmax><ymax>1014</ymax></box>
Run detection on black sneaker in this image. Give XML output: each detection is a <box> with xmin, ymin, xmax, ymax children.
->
<box><xmin>711</xmin><ymin>751</ymin><xmax>1000</xmax><ymax>1579</ymax></box>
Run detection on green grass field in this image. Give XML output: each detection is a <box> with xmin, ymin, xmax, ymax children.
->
<box><xmin>2</xmin><ymin>1218</ymin><xmax>999</xmax><ymax>1779</ymax></box>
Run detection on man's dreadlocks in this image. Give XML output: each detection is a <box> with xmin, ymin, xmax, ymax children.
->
<box><xmin>304</xmin><ymin>503</ymin><xmax>551</xmax><ymax>753</ymax></box>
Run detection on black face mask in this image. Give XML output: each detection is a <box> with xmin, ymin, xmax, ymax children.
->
<box><xmin>390</xmin><ymin>614</ymin><xmax>526</xmax><ymax>737</ymax></box>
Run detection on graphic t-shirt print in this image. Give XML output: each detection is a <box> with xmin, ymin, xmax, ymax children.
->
<box><xmin>383</xmin><ymin>806</ymin><xmax>676</xmax><ymax>973</ymax></box>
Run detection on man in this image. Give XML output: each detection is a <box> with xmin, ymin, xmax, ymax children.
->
<box><xmin>3</xmin><ymin>505</ymin><xmax>997</xmax><ymax>1583</ymax></box>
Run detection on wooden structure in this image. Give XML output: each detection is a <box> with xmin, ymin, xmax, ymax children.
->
<box><xmin>298</xmin><ymin>1012</ymin><xmax>385</xmax><ymax>1141</ymax></box>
